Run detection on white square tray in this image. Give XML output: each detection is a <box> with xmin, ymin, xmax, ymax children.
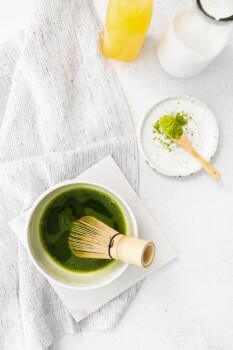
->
<box><xmin>9</xmin><ymin>156</ymin><xmax>176</xmax><ymax>322</ymax></box>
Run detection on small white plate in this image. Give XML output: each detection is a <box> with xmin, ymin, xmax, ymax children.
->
<box><xmin>138</xmin><ymin>95</ymin><xmax>219</xmax><ymax>177</ymax></box>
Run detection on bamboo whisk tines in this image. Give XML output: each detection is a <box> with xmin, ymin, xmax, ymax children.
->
<box><xmin>69</xmin><ymin>216</ymin><xmax>116</xmax><ymax>259</ymax></box>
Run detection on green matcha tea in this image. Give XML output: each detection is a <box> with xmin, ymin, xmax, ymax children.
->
<box><xmin>39</xmin><ymin>187</ymin><xmax>126</xmax><ymax>273</ymax></box>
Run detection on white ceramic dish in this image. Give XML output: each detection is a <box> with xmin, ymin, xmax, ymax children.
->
<box><xmin>138</xmin><ymin>95</ymin><xmax>219</xmax><ymax>177</ymax></box>
<box><xmin>25</xmin><ymin>181</ymin><xmax>138</xmax><ymax>290</ymax></box>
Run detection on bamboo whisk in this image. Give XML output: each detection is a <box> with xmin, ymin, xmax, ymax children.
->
<box><xmin>69</xmin><ymin>216</ymin><xmax>155</xmax><ymax>268</ymax></box>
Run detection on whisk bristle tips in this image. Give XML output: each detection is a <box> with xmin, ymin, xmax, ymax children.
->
<box><xmin>68</xmin><ymin>216</ymin><xmax>118</xmax><ymax>259</ymax></box>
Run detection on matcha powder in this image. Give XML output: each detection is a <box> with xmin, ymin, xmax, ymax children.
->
<box><xmin>153</xmin><ymin>111</ymin><xmax>192</xmax><ymax>152</ymax></box>
<box><xmin>159</xmin><ymin>115</ymin><xmax>183</xmax><ymax>139</ymax></box>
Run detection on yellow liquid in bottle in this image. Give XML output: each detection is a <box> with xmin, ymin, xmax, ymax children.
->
<box><xmin>102</xmin><ymin>0</ymin><xmax>153</xmax><ymax>62</ymax></box>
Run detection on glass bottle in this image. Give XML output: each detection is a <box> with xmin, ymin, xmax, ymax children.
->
<box><xmin>157</xmin><ymin>0</ymin><xmax>233</xmax><ymax>78</ymax></box>
<box><xmin>102</xmin><ymin>0</ymin><xmax>153</xmax><ymax>62</ymax></box>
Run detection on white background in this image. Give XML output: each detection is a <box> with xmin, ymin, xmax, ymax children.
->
<box><xmin>1</xmin><ymin>1</ymin><xmax>233</xmax><ymax>349</ymax></box>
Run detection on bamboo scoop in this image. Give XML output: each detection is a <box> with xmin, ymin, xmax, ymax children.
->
<box><xmin>171</xmin><ymin>131</ymin><xmax>221</xmax><ymax>180</ymax></box>
<box><xmin>69</xmin><ymin>216</ymin><xmax>155</xmax><ymax>268</ymax></box>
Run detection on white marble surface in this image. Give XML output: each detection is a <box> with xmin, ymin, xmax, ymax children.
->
<box><xmin>1</xmin><ymin>1</ymin><xmax>233</xmax><ymax>349</ymax></box>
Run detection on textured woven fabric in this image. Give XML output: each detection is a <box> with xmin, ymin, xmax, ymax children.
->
<box><xmin>0</xmin><ymin>1</ymin><xmax>139</xmax><ymax>349</ymax></box>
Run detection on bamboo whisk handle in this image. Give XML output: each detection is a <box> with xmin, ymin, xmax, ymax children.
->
<box><xmin>110</xmin><ymin>234</ymin><xmax>155</xmax><ymax>268</ymax></box>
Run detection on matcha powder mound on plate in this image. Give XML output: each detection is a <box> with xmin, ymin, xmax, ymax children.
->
<box><xmin>159</xmin><ymin>115</ymin><xmax>183</xmax><ymax>139</ymax></box>
<box><xmin>152</xmin><ymin>111</ymin><xmax>192</xmax><ymax>152</ymax></box>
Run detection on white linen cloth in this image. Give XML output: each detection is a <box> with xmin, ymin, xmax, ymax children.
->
<box><xmin>0</xmin><ymin>1</ymin><xmax>139</xmax><ymax>349</ymax></box>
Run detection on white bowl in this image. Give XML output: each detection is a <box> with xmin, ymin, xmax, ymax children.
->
<box><xmin>25</xmin><ymin>181</ymin><xmax>138</xmax><ymax>290</ymax></box>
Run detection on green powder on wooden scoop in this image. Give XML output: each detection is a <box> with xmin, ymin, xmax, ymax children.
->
<box><xmin>159</xmin><ymin>115</ymin><xmax>183</xmax><ymax>139</ymax></box>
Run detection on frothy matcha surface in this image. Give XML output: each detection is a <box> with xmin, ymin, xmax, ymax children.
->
<box><xmin>39</xmin><ymin>187</ymin><xmax>126</xmax><ymax>273</ymax></box>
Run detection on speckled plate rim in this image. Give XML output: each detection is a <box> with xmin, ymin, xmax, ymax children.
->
<box><xmin>138</xmin><ymin>94</ymin><xmax>219</xmax><ymax>177</ymax></box>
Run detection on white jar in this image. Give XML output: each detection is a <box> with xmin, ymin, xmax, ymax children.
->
<box><xmin>157</xmin><ymin>0</ymin><xmax>233</xmax><ymax>79</ymax></box>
